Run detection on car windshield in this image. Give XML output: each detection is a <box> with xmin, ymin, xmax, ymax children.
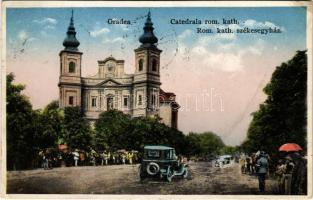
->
<box><xmin>165</xmin><ymin>150</ymin><xmax>175</xmax><ymax>159</ymax></box>
<box><xmin>147</xmin><ymin>150</ymin><xmax>160</xmax><ymax>158</ymax></box>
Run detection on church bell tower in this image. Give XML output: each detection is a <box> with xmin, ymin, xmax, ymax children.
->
<box><xmin>59</xmin><ymin>10</ymin><xmax>83</xmax><ymax>108</ymax></box>
<box><xmin>133</xmin><ymin>11</ymin><xmax>162</xmax><ymax>117</ymax></box>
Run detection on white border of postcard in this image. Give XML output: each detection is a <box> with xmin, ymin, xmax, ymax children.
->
<box><xmin>1</xmin><ymin>1</ymin><xmax>312</xmax><ymax>200</ymax></box>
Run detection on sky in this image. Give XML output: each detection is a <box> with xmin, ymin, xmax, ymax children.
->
<box><xmin>6</xmin><ymin>7</ymin><xmax>307</xmax><ymax>145</ymax></box>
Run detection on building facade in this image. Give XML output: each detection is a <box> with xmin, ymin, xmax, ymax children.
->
<box><xmin>59</xmin><ymin>11</ymin><xmax>179</xmax><ymax>128</ymax></box>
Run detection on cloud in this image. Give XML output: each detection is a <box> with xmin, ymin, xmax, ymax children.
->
<box><xmin>90</xmin><ymin>27</ymin><xmax>110</xmax><ymax>37</ymax></box>
<box><xmin>187</xmin><ymin>41</ymin><xmax>265</xmax><ymax>72</ymax></box>
<box><xmin>187</xmin><ymin>43</ymin><xmax>245</xmax><ymax>72</ymax></box>
<box><xmin>195</xmin><ymin>33</ymin><xmax>236</xmax><ymax>48</ymax></box>
<box><xmin>33</xmin><ymin>17</ymin><xmax>58</xmax><ymax>31</ymax></box>
<box><xmin>244</xmin><ymin>19</ymin><xmax>285</xmax><ymax>31</ymax></box>
<box><xmin>27</xmin><ymin>37</ymin><xmax>38</xmax><ymax>42</ymax></box>
<box><xmin>33</xmin><ymin>17</ymin><xmax>57</xmax><ymax>25</ymax></box>
<box><xmin>17</xmin><ymin>31</ymin><xmax>38</xmax><ymax>43</ymax></box>
<box><xmin>102</xmin><ymin>37</ymin><xmax>125</xmax><ymax>44</ymax></box>
<box><xmin>175</xmin><ymin>27</ymin><xmax>266</xmax><ymax>72</ymax></box>
<box><xmin>191</xmin><ymin>46</ymin><xmax>207</xmax><ymax>56</ymax></box>
<box><xmin>44</xmin><ymin>25</ymin><xmax>56</xmax><ymax>30</ymax></box>
<box><xmin>202</xmin><ymin>52</ymin><xmax>243</xmax><ymax>72</ymax></box>
<box><xmin>40</xmin><ymin>30</ymin><xmax>48</xmax><ymax>37</ymax></box>
<box><xmin>18</xmin><ymin>30</ymin><xmax>28</xmax><ymax>41</ymax></box>
<box><xmin>118</xmin><ymin>24</ymin><xmax>130</xmax><ymax>31</ymax></box>
<box><xmin>171</xmin><ymin>19</ymin><xmax>277</xmax><ymax>72</ymax></box>
<box><xmin>178</xmin><ymin>29</ymin><xmax>193</xmax><ymax>40</ymax></box>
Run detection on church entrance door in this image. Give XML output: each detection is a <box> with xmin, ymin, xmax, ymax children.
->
<box><xmin>107</xmin><ymin>97</ymin><xmax>114</xmax><ymax>110</ymax></box>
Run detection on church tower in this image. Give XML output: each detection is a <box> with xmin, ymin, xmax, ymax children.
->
<box><xmin>59</xmin><ymin>10</ymin><xmax>83</xmax><ymax>108</ymax></box>
<box><xmin>133</xmin><ymin>11</ymin><xmax>162</xmax><ymax>117</ymax></box>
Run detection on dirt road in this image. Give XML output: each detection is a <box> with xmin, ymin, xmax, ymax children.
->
<box><xmin>7</xmin><ymin>162</ymin><xmax>279</xmax><ymax>194</ymax></box>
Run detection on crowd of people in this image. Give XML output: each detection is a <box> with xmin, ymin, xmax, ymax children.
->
<box><xmin>38</xmin><ymin>145</ymin><xmax>307</xmax><ymax>195</ymax></box>
<box><xmin>275</xmin><ymin>152</ymin><xmax>307</xmax><ymax>195</ymax></box>
<box><xmin>238</xmin><ymin>150</ymin><xmax>307</xmax><ymax>195</ymax></box>
<box><xmin>38</xmin><ymin>147</ymin><xmax>140</xmax><ymax>169</ymax></box>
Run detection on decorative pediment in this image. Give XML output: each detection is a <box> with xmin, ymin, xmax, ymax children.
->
<box><xmin>96</xmin><ymin>79</ymin><xmax>122</xmax><ymax>87</ymax></box>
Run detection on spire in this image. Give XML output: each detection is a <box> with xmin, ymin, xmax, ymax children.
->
<box><xmin>139</xmin><ymin>10</ymin><xmax>158</xmax><ymax>47</ymax></box>
<box><xmin>63</xmin><ymin>9</ymin><xmax>80</xmax><ymax>51</ymax></box>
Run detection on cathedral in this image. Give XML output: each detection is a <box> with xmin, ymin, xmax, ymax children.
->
<box><xmin>58</xmin><ymin>11</ymin><xmax>179</xmax><ymax>128</ymax></box>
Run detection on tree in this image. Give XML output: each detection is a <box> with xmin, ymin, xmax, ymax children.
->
<box><xmin>94</xmin><ymin>109</ymin><xmax>132</xmax><ymax>150</ymax></box>
<box><xmin>33</xmin><ymin>100</ymin><xmax>63</xmax><ymax>150</ymax></box>
<box><xmin>184</xmin><ymin>132</ymin><xmax>225</xmax><ymax>158</ymax></box>
<box><xmin>219</xmin><ymin>145</ymin><xmax>238</xmax><ymax>155</ymax></box>
<box><xmin>94</xmin><ymin>110</ymin><xmax>188</xmax><ymax>154</ymax></box>
<box><xmin>63</xmin><ymin>107</ymin><xmax>92</xmax><ymax>150</ymax></box>
<box><xmin>164</xmin><ymin>127</ymin><xmax>188</xmax><ymax>155</ymax></box>
<box><xmin>198</xmin><ymin>132</ymin><xmax>225</xmax><ymax>156</ymax></box>
<box><xmin>185</xmin><ymin>133</ymin><xmax>202</xmax><ymax>156</ymax></box>
<box><xmin>243</xmin><ymin>50</ymin><xmax>307</xmax><ymax>154</ymax></box>
<box><xmin>7</xmin><ymin>73</ymin><xmax>37</xmax><ymax>170</ymax></box>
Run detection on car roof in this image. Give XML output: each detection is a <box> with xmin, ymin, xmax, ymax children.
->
<box><xmin>219</xmin><ymin>155</ymin><xmax>232</xmax><ymax>158</ymax></box>
<box><xmin>144</xmin><ymin>145</ymin><xmax>174</xmax><ymax>150</ymax></box>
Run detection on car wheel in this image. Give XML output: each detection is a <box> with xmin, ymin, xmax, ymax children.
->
<box><xmin>182</xmin><ymin>168</ymin><xmax>188</xmax><ymax>179</ymax></box>
<box><xmin>167</xmin><ymin>167</ymin><xmax>173</xmax><ymax>182</ymax></box>
<box><xmin>146</xmin><ymin>162</ymin><xmax>160</xmax><ymax>176</ymax></box>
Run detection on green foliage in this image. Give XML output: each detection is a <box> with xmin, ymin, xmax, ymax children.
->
<box><xmin>185</xmin><ymin>132</ymin><xmax>225</xmax><ymax>157</ymax></box>
<box><xmin>219</xmin><ymin>145</ymin><xmax>238</xmax><ymax>155</ymax></box>
<box><xmin>6</xmin><ymin>73</ymin><xmax>90</xmax><ymax>169</ymax></box>
<box><xmin>94</xmin><ymin>109</ymin><xmax>132</xmax><ymax>150</ymax></box>
<box><xmin>63</xmin><ymin>107</ymin><xmax>92</xmax><ymax>150</ymax></box>
<box><xmin>94</xmin><ymin>110</ymin><xmax>187</xmax><ymax>154</ymax></box>
<box><xmin>7</xmin><ymin>73</ymin><xmax>37</xmax><ymax>170</ymax></box>
<box><xmin>198</xmin><ymin>132</ymin><xmax>225</xmax><ymax>155</ymax></box>
<box><xmin>185</xmin><ymin>133</ymin><xmax>202</xmax><ymax>156</ymax></box>
<box><xmin>242</xmin><ymin>50</ymin><xmax>307</xmax><ymax>154</ymax></box>
<box><xmin>33</xmin><ymin>101</ymin><xmax>63</xmax><ymax>150</ymax></box>
<box><xmin>7</xmin><ymin>73</ymin><xmax>63</xmax><ymax>170</ymax></box>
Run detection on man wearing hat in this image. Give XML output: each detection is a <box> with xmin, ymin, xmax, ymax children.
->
<box><xmin>256</xmin><ymin>151</ymin><xmax>269</xmax><ymax>193</ymax></box>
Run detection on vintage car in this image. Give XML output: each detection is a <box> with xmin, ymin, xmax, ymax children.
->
<box><xmin>215</xmin><ymin>155</ymin><xmax>234</xmax><ymax>167</ymax></box>
<box><xmin>139</xmin><ymin>145</ymin><xmax>188</xmax><ymax>182</ymax></box>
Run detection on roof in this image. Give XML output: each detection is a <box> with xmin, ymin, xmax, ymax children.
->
<box><xmin>63</xmin><ymin>10</ymin><xmax>80</xmax><ymax>51</ymax></box>
<box><xmin>219</xmin><ymin>155</ymin><xmax>233</xmax><ymax>158</ymax></box>
<box><xmin>139</xmin><ymin>11</ymin><xmax>158</xmax><ymax>46</ymax></box>
<box><xmin>144</xmin><ymin>145</ymin><xmax>174</xmax><ymax>150</ymax></box>
<box><xmin>159</xmin><ymin>89</ymin><xmax>180</xmax><ymax>109</ymax></box>
<box><xmin>159</xmin><ymin>89</ymin><xmax>176</xmax><ymax>102</ymax></box>
<box><xmin>97</xmin><ymin>56</ymin><xmax>124</xmax><ymax>64</ymax></box>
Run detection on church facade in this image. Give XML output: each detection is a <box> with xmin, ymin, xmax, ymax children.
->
<box><xmin>58</xmin><ymin>11</ymin><xmax>179</xmax><ymax>128</ymax></box>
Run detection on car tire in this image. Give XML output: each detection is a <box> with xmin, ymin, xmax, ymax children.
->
<box><xmin>167</xmin><ymin>166</ymin><xmax>173</xmax><ymax>182</ymax></box>
<box><xmin>146</xmin><ymin>162</ymin><xmax>160</xmax><ymax>176</ymax></box>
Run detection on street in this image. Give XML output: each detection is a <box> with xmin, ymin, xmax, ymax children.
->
<box><xmin>7</xmin><ymin>162</ymin><xmax>279</xmax><ymax>194</ymax></box>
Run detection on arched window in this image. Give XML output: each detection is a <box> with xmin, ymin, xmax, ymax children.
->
<box><xmin>138</xmin><ymin>59</ymin><xmax>144</xmax><ymax>71</ymax></box>
<box><xmin>152</xmin><ymin>59</ymin><xmax>157</xmax><ymax>72</ymax></box>
<box><xmin>69</xmin><ymin>62</ymin><xmax>76</xmax><ymax>73</ymax></box>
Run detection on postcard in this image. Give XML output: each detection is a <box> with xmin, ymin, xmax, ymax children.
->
<box><xmin>1</xmin><ymin>1</ymin><xmax>312</xmax><ymax>199</ymax></box>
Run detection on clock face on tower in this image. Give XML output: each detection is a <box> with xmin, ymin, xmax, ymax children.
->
<box><xmin>107</xmin><ymin>62</ymin><xmax>115</xmax><ymax>71</ymax></box>
<box><xmin>106</xmin><ymin>61</ymin><xmax>116</xmax><ymax>78</ymax></box>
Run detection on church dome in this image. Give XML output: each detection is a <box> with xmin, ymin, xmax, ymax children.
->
<box><xmin>63</xmin><ymin>10</ymin><xmax>80</xmax><ymax>51</ymax></box>
<box><xmin>139</xmin><ymin>11</ymin><xmax>158</xmax><ymax>46</ymax></box>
